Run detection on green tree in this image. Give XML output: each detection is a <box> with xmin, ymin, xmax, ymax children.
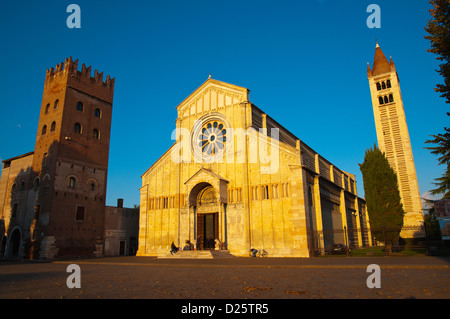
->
<box><xmin>425</xmin><ymin>0</ymin><xmax>450</xmax><ymax>103</ymax></box>
<box><xmin>424</xmin><ymin>0</ymin><xmax>450</xmax><ymax>199</ymax></box>
<box><xmin>424</xmin><ymin>113</ymin><xmax>450</xmax><ymax>199</ymax></box>
<box><xmin>359</xmin><ymin>145</ymin><xmax>405</xmax><ymax>255</ymax></box>
<box><xmin>423</xmin><ymin>202</ymin><xmax>442</xmax><ymax>239</ymax></box>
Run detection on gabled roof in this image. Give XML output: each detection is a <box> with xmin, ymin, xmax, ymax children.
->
<box><xmin>176</xmin><ymin>77</ymin><xmax>250</xmax><ymax>113</ymax></box>
<box><xmin>184</xmin><ymin>167</ymin><xmax>229</xmax><ymax>185</ymax></box>
<box><xmin>2</xmin><ymin>151</ymin><xmax>34</xmax><ymax>164</ymax></box>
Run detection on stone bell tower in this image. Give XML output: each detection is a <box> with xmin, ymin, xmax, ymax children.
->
<box><xmin>367</xmin><ymin>43</ymin><xmax>424</xmax><ymax>239</ymax></box>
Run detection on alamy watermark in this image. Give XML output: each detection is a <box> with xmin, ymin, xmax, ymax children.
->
<box><xmin>366</xmin><ymin>264</ymin><xmax>381</xmax><ymax>288</ymax></box>
<box><xmin>66</xmin><ymin>264</ymin><xmax>81</xmax><ymax>288</ymax></box>
<box><xmin>66</xmin><ymin>4</ymin><xmax>81</xmax><ymax>29</ymax></box>
<box><xmin>170</xmin><ymin>124</ymin><xmax>280</xmax><ymax>174</ymax></box>
<box><xmin>366</xmin><ymin>4</ymin><xmax>381</xmax><ymax>29</ymax></box>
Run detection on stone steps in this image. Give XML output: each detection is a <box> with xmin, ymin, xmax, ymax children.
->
<box><xmin>158</xmin><ymin>250</ymin><xmax>234</xmax><ymax>259</ymax></box>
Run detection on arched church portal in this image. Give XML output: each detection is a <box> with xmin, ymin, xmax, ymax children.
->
<box><xmin>190</xmin><ymin>183</ymin><xmax>221</xmax><ymax>250</ymax></box>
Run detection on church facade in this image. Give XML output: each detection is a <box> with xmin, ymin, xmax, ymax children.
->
<box><xmin>138</xmin><ymin>78</ymin><xmax>371</xmax><ymax>257</ymax></box>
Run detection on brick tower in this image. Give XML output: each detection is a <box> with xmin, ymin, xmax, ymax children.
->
<box><xmin>33</xmin><ymin>57</ymin><xmax>114</xmax><ymax>258</ymax></box>
<box><xmin>367</xmin><ymin>43</ymin><xmax>424</xmax><ymax>239</ymax></box>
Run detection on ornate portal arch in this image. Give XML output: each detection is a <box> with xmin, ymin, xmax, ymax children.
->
<box><xmin>184</xmin><ymin>169</ymin><xmax>229</xmax><ymax>250</ymax></box>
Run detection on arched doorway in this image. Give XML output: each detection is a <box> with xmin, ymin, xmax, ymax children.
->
<box><xmin>189</xmin><ymin>183</ymin><xmax>220</xmax><ymax>250</ymax></box>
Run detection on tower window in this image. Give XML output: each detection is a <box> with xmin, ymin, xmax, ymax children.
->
<box><xmin>386</xmin><ymin>79</ymin><xmax>391</xmax><ymax>88</ymax></box>
<box><xmin>76</xmin><ymin>102</ymin><xmax>83</xmax><ymax>112</ymax></box>
<box><xmin>68</xmin><ymin>176</ymin><xmax>77</xmax><ymax>188</ymax></box>
<box><xmin>93</xmin><ymin>129</ymin><xmax>100</xmax><ymax>140</ymax></box>
<box><xmin>50</xmin><ymin>121</ymin><xmax>56</xmax><ymax>132</ymax></box>
<box><xmin>384</xmin><ymin>96</ymin><xmax>389</xmax><ymax>104</ymax></box>
<box><xmin>378</xmin><ymin>96</ymin><xmax>384</xmax><ymax>105</ymax></box>
<box><xmin>33</xmin><ymin>177</ymin><xmax>40</xmax><ymax>191</ymax></box>
<box><xmin>389</xmin><ymin>94</ymin><xmax>394</xmax><ymax>102</ymax></box>
<box><xmin>76</xmin><ymin>206</ymin><xmax>85</xmax><ymax>222</ymax></box>
<box><xmin>73</xmin><ymin>123</ymin><xmax>82</xmax><ymax>134</ymax></box>
<box><xmin>42</xmin><ymin>125</ymin><xmax>47</xmax><ymax>135</ymax></box>
<box><xmin>94</xmin><ymin>108</ymin><xmax>101</xmax><ymax>118</ymax></box>
<box><xmin>54</xmin><ymin>99</ymin><xmax>59</xmax><ymax>110</ymax></box>
<box><xmin>90</xmin><ymin>183</ymin><xmax>96</xmax><ymax>192</ymax></box>
<box><xmin>45</xmin><ymin>104</ymin><xmax>50</xmax><ymax>114</ymax></box>
<box><xmin>382</xmin><ymin>82</ymin><xmax>386</xmax><ymax>90</ymax></box>
<box><xmin>376</xmin><ymin>82</ymin><xmax>381</xmax><ymax>91</ymax></box>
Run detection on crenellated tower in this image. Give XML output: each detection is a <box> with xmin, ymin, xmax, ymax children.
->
<box><xmin>32</xmin><ymin>57</ymin><xmax>115</xmax><ymax>258</ymax></box>
<box><xmin>367</xmin><ymin>43</ymin><xmax>424</xmax><ymax>239</ymax></box>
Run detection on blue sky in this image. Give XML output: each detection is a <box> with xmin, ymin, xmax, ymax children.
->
<box><xmin>0</xmin><ymin>0</ymin><xmax>447</xmax><ymax>207</ymax></box>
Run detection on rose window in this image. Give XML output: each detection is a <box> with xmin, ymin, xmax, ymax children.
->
<box><xmin>198</xmin><ymin>121</ymin><xmax>227</xmax><ymax>156</ymax></box>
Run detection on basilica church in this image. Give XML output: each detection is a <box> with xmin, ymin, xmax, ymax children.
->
<box><xmin>137</xmin><ymin>77</ymin><xmax>371</xmax><ymax>257</ymax></box>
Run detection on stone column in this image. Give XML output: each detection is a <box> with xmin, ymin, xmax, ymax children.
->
<box><xmin>313</xmin><ymin>175</ymin><xmax>324</xmax><ymax>255</ymax></box>
<box><xmin>289</xmin><ymin>166</ymin><xmax>311</xmax><ymax>257</ymax></box>
<box><xmin>354</xmin><ymin>196</ymin><xmax>363</xmax><ymax>247</ymax></box>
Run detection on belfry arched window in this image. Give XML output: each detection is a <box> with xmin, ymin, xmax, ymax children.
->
<box><xmin>376</xmin><ymin>82</ymin><xmax>381</xmax><ymax>91</ymax></box>
<box><xmin>384</xmin><ymin>96</ymin><xmax>389</xmax><ymax>104</ymax></box>
<box><xmin>389</xmin><ymin>94</ymin><xmax>394</xmax><ymax>102</ymax></box>
<box><xmin>76</xmin><ymin>102</ymin><xmax>83</xmax><ymax>112</ymax></box>
<box><xmin>73</xmin><ymin>123</ymin><xmax>82</xmax><ymax>134</ymax></box>
<box><xmin>42</xmin><ymin>125</ymin><xmax>47</xmax><ymax>135</ymax></box>
<box><xmin>379</xmin><ymin>96</ymin><xmax>384</xmax><ymax>105</ymax></box>
<box><xmin>386</xmin><ymin>79</ymin><xmax>391</xmax><ymax>88</ymax></box>
<box><xmin>50</xmin><ymin>121</ymin><xmax>56</xmax><ymax>132</ymax></box>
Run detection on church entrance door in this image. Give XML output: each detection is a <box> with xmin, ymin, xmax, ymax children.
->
<box><xmin>196</xmin><ymin>213</ymin><xmax>218</xmax><ymax>250</ymax></box>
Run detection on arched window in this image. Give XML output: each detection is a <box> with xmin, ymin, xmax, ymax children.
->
<box><xmin>54</xmin><ymin>99</ymin><xmax>59</xmax><ymax>110</ymax></box>
<box><xmin>68</xmin><ymin>176</ymin><xmax>76</xmax><ymax>188</ymax></box>
<box><xmin>384</xmin><ymin>96</ymin><xmax>389</xmax><ymax>104</ymax></box>
<box><xmin>382</xmin><ymin>82</ymin><xmax>386</xmax><ymax>90</ymax></box>
<box><xmin>94</xmin><ymin>108</ymin><xmax>101</xmax><ymax>118</ymax></box>
<box><xmin>42</xmin><ymin>125</ymin><xmax>47</xmax><ymax>135</ymax></box>
<box><xmin>93</xmin><ymin>129</ymin><xmax>100</xmax><ymax>140</ymax></box>
<box><xmin>45</xmin><ymin>104</ymin><xmax>50</xmax><ymax>114</ymax></box>
<box><xmin>33</xmin><ymin>177</ymin><xmax>40</xmax><ymax>191</ymax></box>
<box><xmin>76</xmin><ymin>102</ymin><xmax>83</xmax><ymax>112</ymax></box>
<box><xmin>11</xmin><ymin>183</ymin><xmax>17</xmax><ymax>194</ymax></box>
<box><xmin>389</xmin><ymin>94</ymin><xmax>394</xmax><ymax>102</ymax></box>
<box><xmin>90</xmin><ymin>183</ymin><xmax>96</xmax><ymax>192</ymax></box>
<box><xmin>50</xmin><ymin>121</ymin><xmax>56</xmax><ymax>131</ymax></box>
<box><xmin>376</xmin><ymin>82</ymin><xmax>381</xmax><ymax>91</ymax></box>
<box><xmin>386</xmin><ymin>79</ymin><xmax>391</xmax><ymax>88</ymax></box>
<box><xmin>378</xmin><ymin>96</ymin><xmax>384</xmax><ymax>105</ymax></box>
<box><xmin>73</xmin><ymin>123</ymin><xmax>82</xmax><ymax>134</ymax></box>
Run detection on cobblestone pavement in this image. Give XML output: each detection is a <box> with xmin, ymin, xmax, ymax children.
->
<box><xmin>0</xmin><ymin>256</ymin><xmax>449</xmax><ymax>301</ymax></box>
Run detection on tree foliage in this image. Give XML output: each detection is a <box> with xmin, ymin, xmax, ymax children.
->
<box><xmin>424</xmin><ymin>113</ymin><xmax>450</xmax><ymax>198</ymax></box>
<box><xmin>424</xmin><ymin>1</ymin><xmax>450</xmax><ymax>198</ymax></box>
<box><xmin>359</xmin><ymin>145</ymin><xmax>405</xmax><ymax>249</ymax></box>
<box><xmin>425</xmin><ymin>0</ymin><xmax>450</xmax><ymax>103</ymax></box>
